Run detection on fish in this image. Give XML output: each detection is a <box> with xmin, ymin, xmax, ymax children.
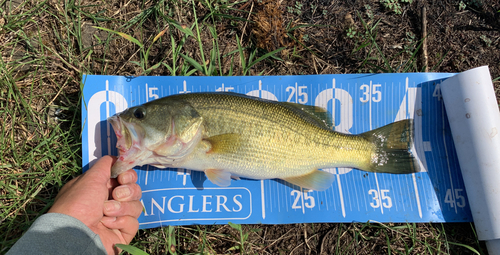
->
<box><xmin>107</xmin><ymin>92</ymin><xmax>419</xmax><ymax>191</ymax></box>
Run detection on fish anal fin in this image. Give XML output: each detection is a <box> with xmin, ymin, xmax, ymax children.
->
<box><xmin>283</xmin><ymin>169</ymin><xmax>334</xmax><ymax>191</ymax></box>
<box><xmin>205</xmin><ymin>168</ymin><xmax>232</xmax><ymax>187</ymax></box>
<box><xmin>205</xmin><ymin>133</ymin><xmax>241</xmax><ymax>154</ymax></box>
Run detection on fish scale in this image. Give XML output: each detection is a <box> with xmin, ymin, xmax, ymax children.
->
<box><xmin>108</xmin><ymin>92</ymin><xmax>419</xmax><ymax>190</ymax></box>
<box><xmin>182</xmin><ymin>94</ymin><xmax>369</xmax><ymax>173</ymax></box>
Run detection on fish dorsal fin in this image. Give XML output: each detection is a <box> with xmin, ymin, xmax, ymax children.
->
<box><xmin>283</xmin><ymin>169</ymin><xmax>335</xmax><ymax>191</ymax></box>
<box><xmin>278</xmin><ymin>102</ymin><xmax>333</xmax><ymax>130</ymax></box>
<box><xmin>204</xmin><ymin>133</ymin><xmax>241</xmax><ymax>154</ymax></box>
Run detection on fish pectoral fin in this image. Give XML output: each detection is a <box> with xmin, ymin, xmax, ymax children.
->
<box><xmin>283</xmin><ymin>170</ymin><xmax>335</xmax><ymax>191</ymax></box>
<box><xmin>204</xmin><ymin>133</ymin><xmax>241</xmax><ymax>154</ymax></box>
<box><xmin>205</xmin><ymin>168</ymin><xmax>232</xmax><ymax>187</ymax></box>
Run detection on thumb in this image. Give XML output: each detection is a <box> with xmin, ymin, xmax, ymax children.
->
<box><xmin>83</xmin><ymin>156</ymin><xmax>117</xmax><ymax>184</ymax></box>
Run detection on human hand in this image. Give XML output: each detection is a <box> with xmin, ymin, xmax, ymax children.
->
<box><xmin>48</xmin><ymin>156</ymin><xmax>143</xmax><ymax>255</ymax></box>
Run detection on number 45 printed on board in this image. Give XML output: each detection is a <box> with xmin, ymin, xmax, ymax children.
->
<box><xmin>445</xmin><ymin>189</ymin><xmax>466</xmax><ymax>208</ymax></box>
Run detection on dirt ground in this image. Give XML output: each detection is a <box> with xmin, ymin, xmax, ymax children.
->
<box><xmin>131</xmin><ymin>0</ymin><xmax>497</xmax><ymax>254</ymax></box>
<box><xmin>2</xmin><ymin>0</ymin><xmax>499</xmax><ymax>254</ymax></box>
<box><xmin>73</xmin><ymin>0</ymin><xmax>500</xmax><ymax>79</ymax></box>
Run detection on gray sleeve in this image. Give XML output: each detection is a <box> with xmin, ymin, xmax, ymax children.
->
<box><xmin>7</xmin><ymin>213</ymin><xmax>107</xmax><ymax>255</ymax></box>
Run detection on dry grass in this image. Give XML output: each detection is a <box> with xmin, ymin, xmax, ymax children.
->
<box><xmin>2</xmin><ymin>0</ymin><xmax>499</xmax><ymax>254</ymax></box>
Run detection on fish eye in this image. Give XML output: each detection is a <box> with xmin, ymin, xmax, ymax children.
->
<box><xmin>133</xmin><ymin>108</ymin><xmax>146</xmax><ymax>119</ymax></box>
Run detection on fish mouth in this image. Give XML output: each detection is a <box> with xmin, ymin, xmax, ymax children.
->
<box><xmin>108</xmin><ymin>114</ymin><xmax>147</xmax><ymax>178</ymax></box>
<box><xmin>107</xmin><ymin>115</ymin><xmax>133</xmax><ymax>154</ymax></box>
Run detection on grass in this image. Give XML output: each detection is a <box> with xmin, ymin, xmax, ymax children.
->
<box><xmin>348</xmin><ymin>12</ymin><xmax>446</xmax><ymax>74</ymax></box>
<box><xmin>0</xmin><ymin>0</ymin><xmax>495</xmax><ymax>254</ymax></box>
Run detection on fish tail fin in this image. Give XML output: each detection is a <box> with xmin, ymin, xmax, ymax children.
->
<box><xmin>360</xmin><ymin>119</ymin><xmax>420</xmax><ymax>174</ymax></box>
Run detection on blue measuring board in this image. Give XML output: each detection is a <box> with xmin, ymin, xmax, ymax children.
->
<box><xmin>81</xmin><ymin>74</ymin><xmax>473</xmax><ymax>229</ymax></box>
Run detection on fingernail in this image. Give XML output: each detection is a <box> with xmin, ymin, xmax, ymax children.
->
<box><xmin>104</xmin><ymin>201</ymin><xmax>121</xmax><ymax>212</ymax></box>
<box><xmin>101</xmin><ymin>216</ymin><xmax>117</xmax><ymax>224</ymax></box>
<box><xmin>115</xmin><ymin>186</ymin><xmax>131</xmax><ymax>199</ymax></box>
<box><xmin>121</xmin><ymin>172</ymin><xmax>133</xmax><ymax>183</ymax></box>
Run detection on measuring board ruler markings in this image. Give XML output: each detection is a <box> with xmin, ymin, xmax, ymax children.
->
<box><xmin>82</xmin><ymin>74</ymin><xmax>472</xmax><ymax>229</ymax></box>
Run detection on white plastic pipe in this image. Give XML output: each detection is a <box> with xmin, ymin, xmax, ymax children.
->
<box><xmin>440</xmin><ymin>66</ymin><xmax>500</xmax><ymax>255</ymax></box>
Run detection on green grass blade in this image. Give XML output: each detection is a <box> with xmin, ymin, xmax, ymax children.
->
<box><xmin>145</xmin><ymin>62</ymin><xmax>163</xmax><ymax>74</ymax></box>
<box><xmin>167</xmin><ymin>226</ymin><xmax>177</xmax><ymax>255</ymax></box>
<box><xmin>447</xmin><ymin>242</ymin><xmax>480</xmax><ymax>254</ymax></box>
<box><xmin>163</xmin><ymin>63</ymin><xmax>175</xmax><ymax>75</ymax></box>
<box><xmin>171</xmin><ymin>22</ymin><xmax>195</xmax><ymax>38</ymax></box>
<box><xmin>191</xmin><ymin>0</ymin><xmax>208</xmax><ymax>75</ymax></box>
<box><xmin>185</xmin><ymin>69</ymin><xmax>198</xmax><ymax>76</ymax></box>
<box><xmin>248</xmin><ymin>47</ymin><xmax>285</xmax><ymax>69</ymax></box>
<box><xmin>235</xmin><ymin>34</ymin><xmax>246</xmax><ymax>75</ymax></box>
<box><xmin>130</xmin><ymin>61</ymin><xmax>144</xmax><ymax>70</ymax></box>
<box><xmin>180</xmin><ymin>53</ymin><xmax>205</xmax><ymax>74</ymax></box>
<box><xmin>93</xmin><ymin>26</ymin><xmax>143</xmax><ymax>48</ymax></box>
<box><xmin>208</xmin><ymin>25</ymin><xmax>222</xmax><ymax>76</ymax></box>
<box><xmin>228</xmin><ymin>55</ymin><xmax>235</xmax><ymax>76</ymax></box>
<box><xmin>115</xmin><ymin>244</ymin><xmax>150</xmax><ymax>255</ymax></box>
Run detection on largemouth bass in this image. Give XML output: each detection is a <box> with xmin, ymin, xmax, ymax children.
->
<box><xmin>108</xmin><ymin>92</ymin><xmax>419</xmax><ymax>191</ymax></box>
